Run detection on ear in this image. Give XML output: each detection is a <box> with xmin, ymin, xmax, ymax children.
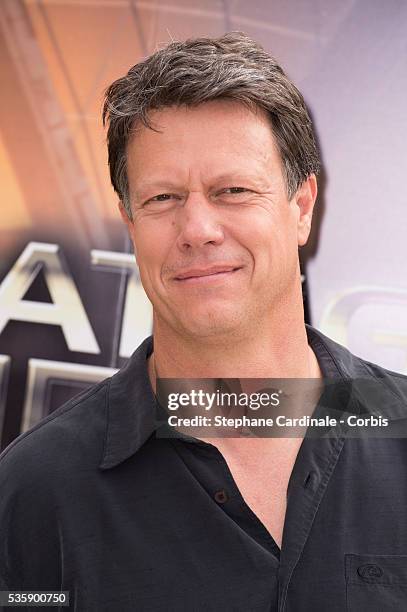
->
<box><xmin>294</xmin><ymin>174</ymin><xmax>318</xmax><ymax>247</ymax></box>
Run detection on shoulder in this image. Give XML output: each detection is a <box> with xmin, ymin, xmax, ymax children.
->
<box><xmin>353</xmin><ymin>354</ymin><xmax>407</xmax><ymax>417</ymax></box>
<box><xmin>334</xmin><ymin>334</ymin><xmax>407</xmax><ymax>402</ymax></box>
<box><xmin>0</xmin><ymin>376</ymin><xmax>110</xmax><ymax>490</ymax></box>
<box><xmin>311</xmin><ymin>325</ymin><xmax>407</xmax><ymax>415</ymax></box>
<box><xmin>0</xmin><ymin>377</ymin><xmax>114</xmax><ymax>588</ymax></box>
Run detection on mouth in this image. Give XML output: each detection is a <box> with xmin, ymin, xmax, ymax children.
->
<box><xmin>174</xmin><ymin>267</ymin><xmax>243</xmax><ymax>284</ymax></box>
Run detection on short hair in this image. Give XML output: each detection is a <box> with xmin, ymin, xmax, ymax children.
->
<box><xmin>103</xmin><ymin>31</ymin><xmax>320</xmax><ymax>220</ymax></box>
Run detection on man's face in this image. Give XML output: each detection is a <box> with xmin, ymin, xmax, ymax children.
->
<box><xmin>122</xmin><ymin>100</ymin><xmax>316</xmax><ymax>339</ymax></box>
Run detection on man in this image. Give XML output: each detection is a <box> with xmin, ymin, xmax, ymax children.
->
<box><xmin>1</xmin><ymin>32</ymin><xmax>407</xmax><ymax>612</ymax></box>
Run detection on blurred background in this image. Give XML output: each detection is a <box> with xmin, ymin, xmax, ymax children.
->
<box><xmin>1</xmin><ymin>0</ymin><xmax>406</xmax><ymax>450</ymax></box>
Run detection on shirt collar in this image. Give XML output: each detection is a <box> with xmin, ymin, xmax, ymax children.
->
<box><xmin>98</xmin><ymin>324</ymin><xmax>375</xmax><ymax>470</ymax></box>
<box><xmin>99</xmin><ymin>335</ymin><xmax>156</xmax><ymax>469</ymax></box>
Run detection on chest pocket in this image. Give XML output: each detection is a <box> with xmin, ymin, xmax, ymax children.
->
<box><xmin>345</xmin><ymin>553</ymin><xmax>407</xmax><ymax>612</ymax></box>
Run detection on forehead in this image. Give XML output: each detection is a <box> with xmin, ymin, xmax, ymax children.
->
<box><xmin>126</xmin><ymin>100</ymin><xmax>282</xmax><ymax>180</ymax></box>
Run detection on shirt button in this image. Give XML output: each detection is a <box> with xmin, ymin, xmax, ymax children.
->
<box><xmin>214</xmin><ymin>489</ymin><xmax>228</xmax><ymax>503</ymax></box>
<box><xmin>303</xmin><ymin>470</ymin><xmax>318</xmax><ymax>491</ymax></box>
<box><xmin>357</xmin><ymin>564</ymin><xmax>383</xmax><ymax>580</ymax></box>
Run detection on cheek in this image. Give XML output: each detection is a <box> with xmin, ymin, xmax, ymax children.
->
<box><xmin>133</xmin><ymin>224</ymin><xmax>172</xmax><ymax>283</ymax></box>
<box><xmin>240</xmin><ymin>213</ymin><xmax>297</xmax><ymax>275</ymax></box>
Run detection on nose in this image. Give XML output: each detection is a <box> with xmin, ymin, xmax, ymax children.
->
<box><xmin>176</xmin><ymin>192</ymin><xmax>224</xmax><ymax>252</ymax></box>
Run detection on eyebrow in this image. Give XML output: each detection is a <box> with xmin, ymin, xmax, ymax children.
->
<box><xmin>133</xmin><ymin>181</ymin><xmax>180</xmax><ymax>197</ymax></box>
<box><xmin>133</xmin><ymin>173</ymin><xmax>268</xmax><ymax>198</ymax></box>
<box><xmin>210</xmin><ymin>172</ymin><xmax>268</xmax><ymax>187</ymax></box>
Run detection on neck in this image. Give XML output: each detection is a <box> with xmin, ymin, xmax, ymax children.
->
<box><xmin>147</xmin><ymin>296</ymin><xmax>323</xmax><ymax>393</ymax></box>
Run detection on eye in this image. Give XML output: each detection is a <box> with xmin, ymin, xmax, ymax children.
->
<box><xmin>215</xmin><ymin>187</ymin><xmax>254</xmax><ymax>201</ymax></box>
<box><xmin>143</xmin><ymin>193</ymin><xmax>180</xmax><ymax>207</ymax></box>
<box><xmin>149</xmin><ymin>194</ymin><xmax>174</xmax><ymax>202</ymax></box>
<box><xmin>221</xmin><ymin>187</ymin><xmax>250</xmax><ymax>194</ymax></box>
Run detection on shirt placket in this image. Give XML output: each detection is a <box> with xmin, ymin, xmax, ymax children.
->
<box><xmin>277</xmin><ymin>432</ymin><xmax>346</xmax><ymax>611</ymax></box>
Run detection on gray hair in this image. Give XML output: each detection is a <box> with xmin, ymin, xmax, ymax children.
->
<box><xmin>103</xmin><ymin>31</ymin><xmax>320</xmax><ymax>219</ymax></box>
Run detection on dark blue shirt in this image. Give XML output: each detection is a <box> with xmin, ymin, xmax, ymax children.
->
<box><xmin>1</xmin><ymin>324</ymin><xmax>407</xmax><ymax>611</ymax></box>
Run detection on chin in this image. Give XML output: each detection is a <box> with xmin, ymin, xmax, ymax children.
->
<box><xmin>179</xmin><ymin>310</ymin><xmax>245</xmax><ymax>339</ymax></box>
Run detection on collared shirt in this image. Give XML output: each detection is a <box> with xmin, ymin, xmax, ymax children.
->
<box><xmin>1</xmin><ymin>324</ymin><xmax>407</xmax><ymax>611</ymax></box>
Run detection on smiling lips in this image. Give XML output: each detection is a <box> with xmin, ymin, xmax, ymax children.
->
<box><xmin>174</xmin><ymin>265</ymin><xmax>242</xmax><ymax>282</ymax></box>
